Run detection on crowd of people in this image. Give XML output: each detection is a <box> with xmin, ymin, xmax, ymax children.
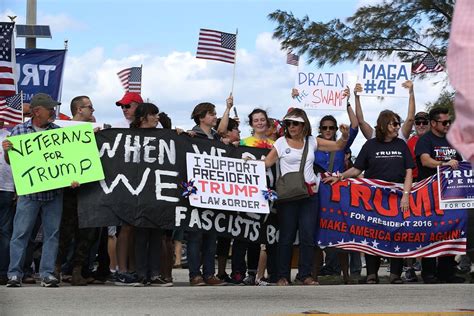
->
<box><xmin>0</xmin><ymin>81</ymin><xmax>473</xmax><ymax>288</ymax></box>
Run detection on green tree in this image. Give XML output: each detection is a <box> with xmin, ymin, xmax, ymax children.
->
<box><xmin>268</xmin><ymin>0</ymin><xmax>454</xmax><ymax>68</ymax></box>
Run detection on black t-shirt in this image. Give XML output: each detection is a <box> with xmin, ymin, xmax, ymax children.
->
<box><xmin>354</xmin><ymin>137</ymin><xmax>414</xmax><ymax>183</ymax></box>
<box><xmin>415</xmin><ymin>130</ymin><xmax>462</xmax><ymax>180</ymax></box>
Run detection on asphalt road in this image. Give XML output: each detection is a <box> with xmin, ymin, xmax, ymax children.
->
<box><xmin>0</xmin><ymin>268</ymin><xmax>473</xmax><ymax>316</ymax></box>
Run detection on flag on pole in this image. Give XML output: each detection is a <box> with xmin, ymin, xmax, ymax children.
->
<box><xmin>286</xmin><ymin>52</ymin><xmax>299</xmax><ymax>66</ymax></box>
<box><xmin>196</xmin><ymin>29</ymin><xmax>236</xmax><ymax>64</ymax></box>
<box><xmin>412</xmin><ymin>53</ymin><xmax>444</xmax><ymax>74</ymax></box>
<box><xmin>117</xmin><ymin>66</ymin><xmax>142</xmax><ymax>93</ymax></box>
<box><xmin>0</xmin><ymin>93</ymin><xmax>23</xmax><ymax>125</ymax></box>
<box><xmin>0</xmin><ymin>22</ymin><xmax>16</xmax><ymax>97</ymax></box>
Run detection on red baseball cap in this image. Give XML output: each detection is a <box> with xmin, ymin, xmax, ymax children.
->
<box><xmin>115</xmin><ymin>92</ymin><xmax>143</xmax><ymax>106</ymax></box>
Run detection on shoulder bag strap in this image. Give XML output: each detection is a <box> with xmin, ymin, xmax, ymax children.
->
<box><xmin>299</xmin><ymin>136</ymin><xmax>309</xmax><ymax>174</ymax></box>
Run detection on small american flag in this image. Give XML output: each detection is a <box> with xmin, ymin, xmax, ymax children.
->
<box><xmin>412</xmin><ymin>53</ymin><xmax>444</xmax><ymax>74</ymax></box>
<box><xmin>117</xmin><ymin>66</ymin><xmax>142</xmax><ymax>93</ymax></box>
<box><xmin>0</xmin><ymin>22</ymin><xmax>16</xmax><ymax>97</ymax></box>
<box><xmin>286</xmin><ymin>53</ymin><xmax>299</xmax><ymax>66</ymax></box>
<box><xmin>0</xmin><ymin>93</ymin><xmax>23</xmax><ymax>125</ymax></box>
<box><xmin>196</xmin><ymin>29</ymin><xmax>236</xmax><ymax>64</ymax></box>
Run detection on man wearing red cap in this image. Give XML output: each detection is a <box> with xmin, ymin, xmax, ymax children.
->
<box><xmin>113</xmin><ymin>92</ymin><xmax>143</xmax><ymax>127</ymax></box>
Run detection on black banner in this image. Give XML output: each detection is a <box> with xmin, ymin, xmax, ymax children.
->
<box><xmin>78</xmin><ymin>128</ymin><xmax>278</xmax><ymax>243</ymax></box>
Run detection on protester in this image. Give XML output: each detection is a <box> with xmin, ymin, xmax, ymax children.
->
<box><xmin>355</xmin><ymin>81</ymin><xmax>415</xmax><ymax>141</ymax></box>
<box><xmin>113</xmin><ymin>92</ymin><xmax>143</xmax><ymax>127</ymax></box>
<box><xmin>264</xmin><ymin>108</ymin><xmax>349</xmax><ymax>286</ymax></box>
<box><xmin>55</xmin><ymin>96</ymin><xmax>99</xmax><ymax>286</ymax></box>
<box><xmin>415</xmin><ymin>107</ymin><xmax>465</xmax><ymax>284</ymax></box>
<box><xmin>0</xmin><ymin>120</ymin><xmax>15</xmax><ymax>286</ymax></box>
<box><xmin>186</xmin><ymin>102</ymin><xmax>224</xmax><ymax>286</ymax></box>
<box><xmin>324</xmin><ymin>110</ymin><xmax>414</xmax><ymax>284</ymax></box>
<box><xmin>2</xmin><ymin>93</ymin><xmax>79</xmax><ymax>288</ymax></box>
<box><xmin>313</xmin><ymin>85</ymin><xmax>359</xmax><ymax>284</ymax></box>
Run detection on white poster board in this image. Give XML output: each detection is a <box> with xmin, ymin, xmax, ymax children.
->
<box><xmin>293</xmin><ymin>71</ymin><xmax>348</xmax><ymax>111</ymax></box>
<box><xmin>358</xmin><ymin>61</ymin><xmax>412</xmax><ymax>97</ymax></box>
<box><xmin>186</xmin><ymin>153</ymin><xmax>270</xmax><ymax>214</ymax></box>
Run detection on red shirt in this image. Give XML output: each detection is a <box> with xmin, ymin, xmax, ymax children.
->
<box><xmin>407</xmin><ymin>135</ymin><xmax>419</xmax><ymax>179</ymax></box>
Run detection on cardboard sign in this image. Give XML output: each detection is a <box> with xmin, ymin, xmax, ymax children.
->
<box><xmin>186</xmin><ymin>153</ymin><xmax>270</xmax><ymax>213</ymax></box>
<box><xmin>438</xmin><ymin>162</ymin><xmax>474</xmax><ymax>209</ymax></box>
<box><xmin>294</xmin><ymin>71</ymin><xmax>348</xmax><ymax>110</ymax></box>
<box><xmin>358</xmin><ymin>61</ymin><xmax>411</xmax><ymax>97</ymax></box>
<box><xmin>8</xmin><ymin>124</ymin><xmax>105</xmax><ymax>195</ymax></box>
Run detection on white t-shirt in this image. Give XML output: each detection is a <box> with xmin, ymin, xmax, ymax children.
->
<box><xmin>0</xmin><ymin>129</ymin><xmax>14</xmax><ymax>192</ymax></box>
<box><xmin>274</xmin><ymin>136</ymin><xmax>317</xmax><ymax>184</ymax></box>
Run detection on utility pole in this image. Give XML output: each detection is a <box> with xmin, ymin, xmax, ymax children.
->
<box><xmin>25</xmin><ymin>0</ymin><xmax>37</xmax><ymax>48</ymax></box>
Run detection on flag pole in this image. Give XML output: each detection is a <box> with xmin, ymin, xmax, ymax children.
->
<box><xmin>140</xmin><ymin>64</ymin><xmax>143</xmax><ymax>94</ymax></box>
<box><xmin>231</xmin><ymin>28</ymin><xmax>238</xmax><ymax>95</ymax></box>
<box><xmin>20</xmin><ymin>91</ymin><xmax>24</xmax><ymax>123</ymax></box>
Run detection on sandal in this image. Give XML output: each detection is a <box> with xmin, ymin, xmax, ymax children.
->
<box><xmin>366</xmin><ymin>274</ymin><xmax>379</xmax><ymax>284</ymax></box>
<box><xmin>390</xmin><ymin>274</ymin><xmax>403</xmax><ymax>284</ymax></box>
<box><xmin>302</xmin><ymin>277</ymin><xmax>319</xmax><ymax>285</ymax></box>
<box><xmin>276</xmin><ymin>278</ymin><xmax>289</xmax><ymax>286</ymax></box>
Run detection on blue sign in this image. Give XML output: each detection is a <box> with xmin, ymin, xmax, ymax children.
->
<box><xmin>15</xmin><ymin>48</ymin><xmax>67</xmax><ymax>103</ymax></box>
<box><xmin>317</xmin><ymin>175</ymin><xmax>468</xmax><ymax>257</ymax></box>
<box><xmin>438</xmin><ymin>162</ymin><xmax>474</xmax><ymax>209</ymax></box>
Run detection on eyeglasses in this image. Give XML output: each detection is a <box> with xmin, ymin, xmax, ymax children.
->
<box><xmin>389</xmin><ymin>121</ymin><xmax>400</xmax><ymax>127</ymax></box>
<box><xmin>320</xmin><ymin>125</ymin><xmax>337</xmax><ymax>131</ymax></box>
<box><xmin>121</xmin><ymin>104</ymin><xmax>131</xmax><ymax>109</ymax></box>
<box><xmin>415</xmin><ymin>120</ymin><xmax>428</xmax><ymax>126</ymax></box>
<box><xmin>284</xmin><ymin>120</ymin><xmax>302</xmax><ymax>127</ymax></box>
<box><xmin>436</xmin><ymin>119</ymin><xmax>451</xmax><ymax>126</ymax></box>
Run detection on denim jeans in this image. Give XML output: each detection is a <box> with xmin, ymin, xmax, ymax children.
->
<box><xmin>0</xmin><ymin>191</ymin><xmax>15</xmax><ymax>276</ymax></box>
<box><xmin>8</xmin><ymin>194</ymin><xmax>63</xmax><ymax>279</ymax></box>
<box><xmin>277</xmin><ymin>194</ymin><xmax>318</xmax><ymax>281</ymax></box>
<box><xmin>186</xmin><ymin>231</ymin><xmax>217</xmax><ymax>279</ymax></box>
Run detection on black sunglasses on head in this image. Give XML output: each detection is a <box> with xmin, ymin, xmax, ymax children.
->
<box><xmin>415</xmin><ymin>120</ymin><xmax>429</xmax><ymax>126</ymax></box>
<box><xmin>320</xmin><ymin>125</ymin><xmax>337</xmax><ymax>131</ymax></box>
<box><xmin>284</xmin><ymin>120</ymin><xmax>302</xmax><ymax>127</ymax></box>
<box><xmin>121</xmin><ymin>104</ymin><xmax>131</xmax><ymax>109</ymax></box>
<box><xmin>436</xmin><ymin>119</ymin><xmax>451</xmax><ymax>126</ymax></box>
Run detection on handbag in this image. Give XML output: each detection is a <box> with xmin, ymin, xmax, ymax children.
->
<box><xmin>275</xmin><ymin>137</ymin><xmax>310</xmax><ymax>203</ymax></box>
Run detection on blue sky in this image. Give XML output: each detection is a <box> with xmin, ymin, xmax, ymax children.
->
<box><xmin>2</xmin><ymin>0</ymin><xmax>447</xmax><ymax>154</ymax></box>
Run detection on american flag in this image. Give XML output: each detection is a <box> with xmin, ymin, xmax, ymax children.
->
<box><xmin>0</xmin><ymin>22</ymin><xmax>16</xmax><ymax>97</ymax></box>
<box><xmin>196</xmin><ymin>29</ymin><xmax>236</xmax><ymax>64</ymax></box>
<box><xmin>117</xmin><ymin>66</ymin><xmax>142</xmax><ymax>93</ymax></box>
<box><xmin>286</xmin><ymin>52</ymin><xmax>299</xmax><ymax>66</ymax></box>
<box><xmin>0</xmin><ymin>93</ymin><xmax>23</xmax><ymax>125</ymax></box>
<box><xmin>412</xmin><ymin>53</ymin><xmax>444</xmax><ymax>74</ymax></box>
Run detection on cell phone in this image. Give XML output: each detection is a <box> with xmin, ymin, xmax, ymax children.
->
<box><xmin>233</xmin><ymin>107</ymin><xmax>238</xmax><ymax>118</ymax></box>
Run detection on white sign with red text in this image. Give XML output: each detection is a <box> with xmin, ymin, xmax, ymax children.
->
<box><xmin>186</xmin><ymin>153</ymin><xmax>270</xmax><ymax>214</ymax></box>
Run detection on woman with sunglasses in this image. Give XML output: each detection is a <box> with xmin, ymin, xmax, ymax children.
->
<box><xmin>324</xmin><ymin>110</ymin><xmax>414</xmax><ymax>284</ymax></box>
<box><xmin>264</xmin><ymin>108</ymin><xmax>349</xmax><ymax>286</ymax></box>
<box><xmin>313</xmin><ymin>86</ymin><xmax>359</xmax><ymax>284</ymax></box>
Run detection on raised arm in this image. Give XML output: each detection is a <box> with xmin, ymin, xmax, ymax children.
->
<box><xmin>354</xmin><ymin>83</ymin><xmax>373</xmax><ymax>139</ymax></box>
<box><xmin>216</xmin><ymin>93</ymin><xmax>233</xmax><ymax>136</ymax></box>
<box><xmin>401</xmin><ymin>80</ymin><xmax>415</xmax><ymax>139</ymax></box>
<box><xmin>317</xmin><ymin>124</ymin><xmax>349</xmax><ymax>152</ymax></box>
<box><xmin>343</xmin><ymin>86</ymin><xmax>358</xmax><ymax>129</ymax></box>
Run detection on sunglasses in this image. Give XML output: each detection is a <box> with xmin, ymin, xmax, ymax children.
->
<box><xmin>320</xmin><ymin>125</ymin><xmax>337</xmax><ymax>131</ymax></box>
<box><xmin>284</xmin><ymin>120</ymin><xmax>302</xmax><ymax>127</ymax></box>
<box><xmin>389</xmin><ymin>121</ymin><xmax>400</xmax><ymax>127</ymax></box>
<box><xmin>415</xmin><ymin>120</ymin><xmax>428</xmax><ymax>126</ymax></box>
<box><xmin>121</xmin><ymin>104</ymin><xmax>131</xmax><ymax>109</ymax></box>
<box><xmin>436</xmin><ymin>119</ymin><xmax>451</xmax><ymax>126</ymax></box>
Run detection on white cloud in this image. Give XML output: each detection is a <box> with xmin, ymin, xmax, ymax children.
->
<box><xmin>39</xmin><ymin>12</ymin><xmax>87</xmax><ymax>33</ymax></box>
<box><xmin>59</xmin><ymin>32</ymin><xmax>444</xmax><ymax>155</ymax></box>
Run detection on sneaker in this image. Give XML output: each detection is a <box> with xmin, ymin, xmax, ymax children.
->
<box><xmin>6</xmin><ymin>276</ymin><xmax>22</xmax><ymax>287</ymax></box>
<box><xmin>217</xmin><ymin>273</ymin><xmax>234</xmax><ymax>284</ymax></box>
<box><xmin>22</xmin><ymin>275</ymin><xmax>36</xmax><ymax>284</ymax></box>
<box><xmin>150</xmin><ymin>275</ymin><xmax>173</xmax><ymax>287</ymax></box>
<box><xmin>190</xmin><ymin>275</ymin><xmax>206</xmax><ymax>286</ymax></box>
<box><xmin>41</xmin><ymin>275</ymin><xmax>59</xmax><ymax>288</ymax></box>
<box><xmin>230</xmin><ymin>272</ymin><xmax>245</xmax><ymax>285</ymax></box>
<box><xmin>404</xmin><ymin>268</ymin><xmax>418</xmax><ymax>283</ymax></box>
<box><xmin>243</xmin><ymin>274</ymin><xmax>256</xmax><ymax>286</ymax></box>
<box><xmin>204</xmin><ymin>275</ymin><xmax>225</xmax><ymax>286</ymax></box>
<box><xmin>114</xmin><ymin>272</ymin><xmax>141</xmax><ymax>286</ymax></box>
<box><xmin>255</xmin><ymin>278</ymin><xmax>270</xmax><ymax>286</ymax></box>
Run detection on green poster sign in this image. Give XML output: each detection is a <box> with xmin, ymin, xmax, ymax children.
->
<box><xmin>8</xmin><ymin>124</ymin><xmax>105</xmax><ymax>195</ymax></box>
